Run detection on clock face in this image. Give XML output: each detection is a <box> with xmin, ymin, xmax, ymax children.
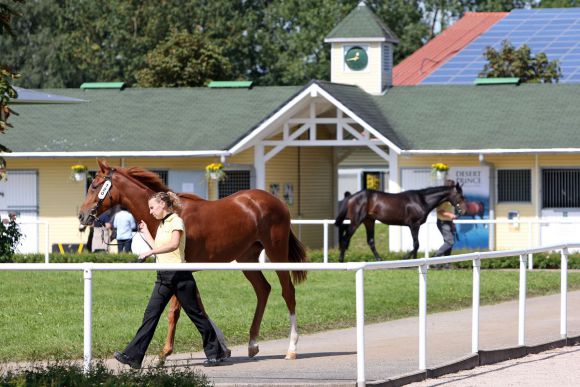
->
<box><xmin>344</xmin><ymin>46</ymin><xmax>368</xmax><ymax>71</ymax></box>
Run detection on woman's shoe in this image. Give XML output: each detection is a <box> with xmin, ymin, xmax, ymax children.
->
<box><xmin>114</xmin><ymin>351</ymin><xmax>142</xmax><ymax>369</ymax></box>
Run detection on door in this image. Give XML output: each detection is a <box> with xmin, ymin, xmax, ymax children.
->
<box><xmin>0</xmin><ymin>170</ymin><xmax>39</xmax><ymax>253</ymax></box>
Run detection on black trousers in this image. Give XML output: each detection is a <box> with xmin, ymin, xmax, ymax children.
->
<box><xmin>123</xmin><ymin>271</ymin><xmax>222</xmax><ymax>363</ymax></box>
<box><xmin>117</xmin><ymin>239</ymin><xmax>132</xmax><ymax>253</ymax></box>
<box><xmin>434</xmin><ymin>220</ymin><xmax>455</xmax><ymax>257</ymax></box>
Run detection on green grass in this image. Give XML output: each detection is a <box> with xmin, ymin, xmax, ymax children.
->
<box><xmin>1</xmin><ymin>269</ymin><xmax>579</xmax><ymax>362</ymax></box>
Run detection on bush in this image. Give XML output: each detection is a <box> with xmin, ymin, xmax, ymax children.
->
<box><xmin>0</xmin><ymin>361</ymin><xmax>210</xmax><ymax>386</ymax></box>
<box><xmin>308</xmin><ymin>248</ymin><xmax>580</xmax><ymax>269</ymax></box>
<box><xmin>0</xmin><ymin>216</ymin><xmax>23</xmax><ymax>263</ymax></box>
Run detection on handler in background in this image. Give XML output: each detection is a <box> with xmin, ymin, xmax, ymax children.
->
<box><xmin>114</xmin><ymin>191</ymin><xmax>225</xmax><ymax>368</ymax></box>
<box><xmin>433</xmin><ymin>179</ymin><xmax>458</xmax><ymax>257</ymax></box>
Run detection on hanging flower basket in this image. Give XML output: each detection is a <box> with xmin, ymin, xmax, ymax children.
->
<box><xmin>70</xmin><ymin>164</ymin><xmax>88</xmax><ymax>182</ymax></box>
<box><xmin>205</xmin><ymin>162</ymin><xmax>226</xmax><ymax>182</ymax></box>
<box><xmin>431</xmin><ymin>163</ymin><xmax>449</xmax><ymax>181</ymax></box>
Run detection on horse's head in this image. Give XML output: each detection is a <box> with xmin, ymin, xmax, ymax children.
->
<box><xmin>78</xmin><ymin>160</ymin><xmax>120</xmax><ymax>226</ymax></box>
<box><xmin>448</xmin><ymin>182</ymin><xmax>467</xmax><ymax>216</ymax></box>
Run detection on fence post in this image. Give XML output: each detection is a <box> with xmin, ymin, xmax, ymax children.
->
<box><xmin>45</xmin><ymin>222</ymin><xmax>50</xmax><ymax>264</ymax></box>
<box><xmin>418</xmin><ymin>264</ymin><xmax>428</xmax><ymax>370</ymax></box>
<box><xmin>528</xmin><ymin>220</ymin><xmax>533</xmax><ymax>270</ymax></box>
<box><xmin>323</xmin><ymin>221</ymin><xmax>329</xmax><ymax>264</ymax></box>
<box><xmin>472</xmin><ymin>258</ymin><xmax>481</xmax><ymax>354</ymax></box>
<box><xmin>83</xmin><ymin>267</ymin><xmax>93</xmax><ymax>373</ymax></box>
<box><xmin>561</xmin><ymin>247</ymin><xmax>568</xmax><ymax>338</ymax></box>
<box><xmin>518</xmin><ymin>254</ymin><xmax>528</xmax><ymax>346</ymax></box>
<box><xmin>355</xmin><ymin>268</ymin><xmax>365</xmax><ymax>387</ymax></box>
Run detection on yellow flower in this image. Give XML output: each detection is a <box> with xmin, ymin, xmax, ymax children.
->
<box><xmin>205</xmin><ymin>163</ymin><xmax>223</xmax><ymax>173</ymax></box>
<box><xmin>431</xmin><ymin>163</ymin><xmax>449</xmax><ymax>172</ymax></box>
<box><xmin>205</xmin><ymin>163</ymin><xmax>226</xmax><ymax>181</ymax></box>
<box><xmin>70</xmin><ymin>164</ymin><xmax>87</xmax><ymax>173</ymax></box>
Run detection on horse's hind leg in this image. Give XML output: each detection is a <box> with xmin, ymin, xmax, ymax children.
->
<box><xmin>363</xmin><ymin>218</ymin><xmax>381</xmax><ymax>261</ymax></box>
<box><xmin>159</xmin><ymin>296</ymin><xmax>181</xmax><ymax>363</ymax></box>
<box><xmin>274</xmin><ymin>270</ymin><xmax>299</xmax><ymax>360</ymax></box>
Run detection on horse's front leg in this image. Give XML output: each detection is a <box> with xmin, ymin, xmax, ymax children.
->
<box><xmin>363</xmin><ymin>219</ymin><xmax>381</xmax><ymax>261</ymax></box>
<box><xmin>403</xmin><ymin>225</ymin><xmax>421</xmax><ymax>259</ymax></box>
<box><xmin>242</xmin><ymin>270</ymin><xmax>271</xmax><ymax>358</ymax></box>
<box><xmin>159</xmin><ymin>295</ymin><xmax>181</xmax><ymax>363</ymax></box>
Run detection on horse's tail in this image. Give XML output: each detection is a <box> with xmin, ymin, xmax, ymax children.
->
<box><xmin>335</xmin><ymin>191</ymin><xmax>352</xmax><ymax>227</ymax></box>
<box><xmin>288</xmin><ymin>229</ymin><xmax>308</xmax><ymax>284</ymax></box>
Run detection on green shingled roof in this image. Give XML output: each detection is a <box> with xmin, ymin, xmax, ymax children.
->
<box><xmin>373</xmin><ymin>84</ymin><xmax>580</xmax><ymax>150</ymax></box>
<box><xmin>325</xmin><ymin>2</ymin><xmax>398</xmax><ymax>43</ymax></box>
<box><xmin>5</xmin><ymin>82</ymin><xmax>580</xmax><ymax>155</ymax></box>
<box><xmin>6</xmin><ymin>86</ymin><xmax>301</xmax><ymax>152</ymax></box>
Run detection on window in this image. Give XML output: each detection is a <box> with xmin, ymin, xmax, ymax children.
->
<box><xmin>542</xmin><ymin>169</ymin><xmax>580</xmax><ymax>208</ymax></box>
<box><xmin>218</xmin><ymin>170</ymin><xmax>251</xmax><ymax>199</ymax></box>
<box><xmin>363</xmin><ymin>171</ymin><xmax>384</xmax><ymax>191</ymax></box>
<box><xmin>497</xmin><ymin>169</ymin><xmax>531</xmax><ymax>202</ymax></box>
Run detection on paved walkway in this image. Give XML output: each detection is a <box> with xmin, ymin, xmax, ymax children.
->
<box><xmin>4</xmin><ymin>291</ymin><xmax>579</xmax><ymax>386</ymax></box>
<box><xmin>104</xmin><ymin>290</ymin><xmax>580</xmax><ymax>386</ymax></box>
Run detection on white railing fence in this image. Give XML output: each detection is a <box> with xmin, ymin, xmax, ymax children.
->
<box><xmin>1</xmin><ymin>242</ymin><xmax>578</xmax><ymax>387</ymax></box>
<box><xmin>291</xmin><ymin>218</ymin><xmax>580</xmax><ymax>264</ymax></box>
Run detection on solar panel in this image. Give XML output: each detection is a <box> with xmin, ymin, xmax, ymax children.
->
<box><xmin>421</xmin><ymin>8</ymin><xmax>580</xmax><ymax>85</ymax></box>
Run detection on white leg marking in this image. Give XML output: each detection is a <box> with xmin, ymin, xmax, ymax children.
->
<box><xmin>285</xmin><ymin>313</ymin><xmax>298</xmax><ymax>359</ymax></box>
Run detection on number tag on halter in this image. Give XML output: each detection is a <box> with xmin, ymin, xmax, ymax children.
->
<box><xmin>98</xmin><ymin>180</ymin><xmax>112</xmax><ymax>199</ymax></box>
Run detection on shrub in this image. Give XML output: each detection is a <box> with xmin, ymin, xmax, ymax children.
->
<box><xmin>0</xmin><ymin>216</ymin><xmax>23</xmax><ymax>263</ymax></box>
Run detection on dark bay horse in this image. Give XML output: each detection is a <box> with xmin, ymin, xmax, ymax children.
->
<box><xmin>335</xmin><ymin>184</ymin><xmax>466</xmax><ymax>262</ymax></box>
<box><xmin>78</xmin><ymin>160</ymin><xmax>307</xmax><ymax>360</ymax></box>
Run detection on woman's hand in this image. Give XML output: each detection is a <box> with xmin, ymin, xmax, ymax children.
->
<box><xmin>138</xmin><ymin>220</ymin><xmax>150</xmax><ymax>235</ymax></box>
<box><xmin>138</xmin><ymin>249</ymin><xmax>154</xmax><ymax>262</ymax></box>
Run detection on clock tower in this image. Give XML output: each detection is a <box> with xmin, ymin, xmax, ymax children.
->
<box><xmin>325</xmin><ymin>2</ymin><xmax>399</xmax><ymax>95</ymax></box>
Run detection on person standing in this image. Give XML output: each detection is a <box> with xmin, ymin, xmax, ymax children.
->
<box><xmin>114</xmin><ymin>192</ymin><xmax>225</xmax><ymax>368</ymax></box>
<box><xmin>112</xmin><ymin>206</ymin><xmax>136</xmax><ymax>253</ymax></box>
<box><xmin>433</xmin><ymin>180</ymin><xmax>458</xmax><ymax>257</ymax></box>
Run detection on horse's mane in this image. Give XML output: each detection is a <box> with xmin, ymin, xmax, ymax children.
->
<box><xmin>120</xmin><ymin>166</ymin><xmax>204</xmax><ymax>201</ymax></box>
<box><xmin>408</xmin><ymin>185</ymin><xmax>451</xmax><ymax>195</ymax></box>
<box><xmin>123</xmin><ymin>167</ymin><xmax>171</xmax><ymax>192</ymax></box>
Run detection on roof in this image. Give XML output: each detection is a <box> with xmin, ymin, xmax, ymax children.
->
<box><xmin>5</xmin><ymin>82</ymin><xmax>580</xmax><ymax>156</ymax></box>
<box><xmin>325</xmin><ymin>2</ymin><xmax>398</xmax><ymax>43</ymax></box>
<box><xmin>374</xmin><ymin>84</ymin><xmax>580</xmax><ymax>151</ymax></box>
<box><xmin>5</xmin><ymin>86</ymin><xmax>301</xmax><ymax>153</ymax></box>
<box><xmin>393</xmin><ymin>12</ymin><xmax>508</xmax><ymax>86</ymax></box>
<box><xmin>422</xmin><ymin>8</ymin><xmax>580</xmax><ymax>85</ymax></box>
<box><xmin>12</xmin><ymin>87</ymin><xmax>86</xmax><ymax>104</ymax></box>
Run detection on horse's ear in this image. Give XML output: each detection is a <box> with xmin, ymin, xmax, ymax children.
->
<box><xmin>97</xmin><ymin>159</ymin><xmax>110</xmax><ymax>173</ymax></box>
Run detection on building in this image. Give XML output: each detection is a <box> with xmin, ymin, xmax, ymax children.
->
<box><xmin>3</xmin><ymin>3</ymin><xmax>580</xmax><ymax>254</ymax></box>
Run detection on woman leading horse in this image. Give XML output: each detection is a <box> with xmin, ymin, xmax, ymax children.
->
<box><xmin>78</xmin><ymin>160</ymin><xmax>307</xmax><ymax>361</ymax></box>
<box><xmin>335</xmin><ymin>182</ymin><xmax>466</xmax><ymax>262</ymax></box>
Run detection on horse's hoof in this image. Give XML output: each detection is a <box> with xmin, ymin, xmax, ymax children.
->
<box><xmin>248</xmin><ymin>344</ymin><xmax>259</xmax><ymax>358</ymax></box>
<box><xmin>156</xmin><ymin>357</ymin><xmax>166</xmax><ymax>367</ymax></box>
<box><xmin>285</xmin><ymin>351</ymin><xmax>297</xmax><ymax>360</ymax></box>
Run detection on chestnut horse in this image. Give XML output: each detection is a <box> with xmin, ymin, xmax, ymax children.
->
<box><xmin>335</xmin><ymin>184</ymin><xmax>466</xmax><ymax>262</ymax></box>
<box><xmin>78</xmin><ymin>161</ymin><xmax>307</xmax><ymax>360</ymax></box>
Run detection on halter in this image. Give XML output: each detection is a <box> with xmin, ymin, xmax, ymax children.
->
<box><xmin>89</xmin><ymin>169</ymin><xmax>114</xmax><ymax>227</ymax></box>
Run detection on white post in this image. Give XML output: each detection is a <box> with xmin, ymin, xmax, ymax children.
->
<box><xmin>45</xmin><ymin>222</ymin><xmax>50</xmax><ymax>264</ymax></box>
<box><xmin>323</xmin><ymin>221</ymin><xmax>329</xmax><ymax>264</ymax></box>
<box><xmin>518</xmin><ymin>254</ymin><xmax>528</xmax><ymax>346</ymax></box>
<box><xmin>472</xmin><ymin>258</ymin><xmax>481</xmax><ymax>353</ymax></box>
<box><xmin>561</xmin><ymin>248</ymin><xmax>568</xmax><ymax>338</ymax></box>
<box><xmin>418</xmin><ymin>264</ymin><xmax>428</xmax><ymax>370</ymax></box>
<box><xmin>424</xmin><ymin>225</ymin><xmax>430</xmax><ymax>258</ymax></box>
<box><xmin>254</xmin><ymin>144</ymin><xmax>265</xmax><ymax>190</ymax></box>
<box><xmin>355</xmin><ymin>268</ymin><xmax>366</xmax><ymax>387</ymax></box>
<box><xmin>528</xmin><ymin>220</ymin><xmax>533</xmax><ymax>270</ymax></box>
<box><xmin>83</xmin><ymin>268</ymin><xmax>93</xmax><ymax>373</ymax></box>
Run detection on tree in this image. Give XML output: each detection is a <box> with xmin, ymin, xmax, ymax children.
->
<box><xmin>0</xmin><ymin>0</ymin><xmax>24</xmax><ymax>178</ymax></box>
<box><xmin>136</xmin><ymin>30</ymin><xmax>234</xmax><ymax>87</ymax></box>
<box><xmin>479</xmin><ymin>40</ymin><xmax>562</xmax><ymax>83</ymax></box>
